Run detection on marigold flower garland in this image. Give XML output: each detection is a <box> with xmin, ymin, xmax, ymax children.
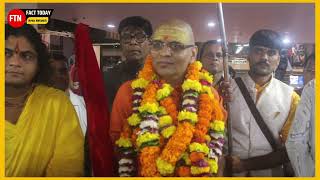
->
<box><xmin>115</xmin><ymin>55</ymin><xmax>226</xmax><ymax>177</ymax></box>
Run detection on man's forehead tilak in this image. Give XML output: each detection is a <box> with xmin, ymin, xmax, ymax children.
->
<box><xmin>153</xmin><ymin>24</ymin><xmax>192</xmax><ymax>45</ymax></box>
<box><xmin>6</xmin><ymin>37</ymin><xmax>36</xmax><ymax>54</ymax></box>
<box><xmin>14</xmin><ymin>42</ymin><xmax>20</xmax><ymax>53</ymax></box>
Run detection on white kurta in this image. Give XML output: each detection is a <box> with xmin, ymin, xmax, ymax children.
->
<box><xmin>286</xmin><ymin>80</ymin><xmax>315</xmax><ymax>176</ymax></box>
<box><xmin>229</xmin><ymin>73</ymin><xmax>294</xmax><ymax>176</ymax></box>
<box><xmin>69</xmin><ymin>89</ymin><xmax>87</xmax><ymax>135</ymax></box>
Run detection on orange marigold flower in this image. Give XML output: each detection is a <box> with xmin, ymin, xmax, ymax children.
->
<box><xmin>189</xmin><ymin>152</ymin><xmax>205</xmax><ymax>162</ymax></box>
<box><xmin>160</xmin><ymin>122</ymin><xmax>194</xmax><ymax>164</ymax></box>
<box><xmin>141</xmin><ymin>83</ymin><xmax>158</xmax><ymax>104</ymax></box>
<box><xmin>198</xmin><ymin>118</ymin><xmax>210</xmax><ymax>127</ymax></box>
<box><xmin>139</xmin><ymin>146</ymin><xmax>161</xmax><ymax>177</ymax></box>
<box><xmin>194</xmin><ymin>130</ymin><xmax>206</xmax><ymax>140</ymax></box>
<box><xmin>198</xmin><ymin>111</ymin><xmax>211</xmax><ymax>120</ymax></box>
<box><xmin>185</xmin><ymin>63</ymin><xmax>200</xmax><ymax>80</ymax></box>
<box><xmin>138</xmin><ymin>55</ymin><xmax>155</xmax><ymax>81</ymax></box>
<box><xmin>177</xmin><ymin>166</ymin><xmax>191</xmax><ymax>177</ymax></box>
<box><xmin>118</xmin><ymin>56</ymin><xmax>227</xmax><ymax>177</ymax></box>
<box><xmin>211</xmin><ymin>99</ymin><xmax>224</xmax><ymax>121</ymax></box>
<box><xmin>160</xmin><ymin>97</ymin><xmax>178</xmax><ymax>124</ymax></box>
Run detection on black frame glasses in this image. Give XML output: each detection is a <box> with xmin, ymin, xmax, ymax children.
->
<box><xmin>120</xmin><ymin>32</ymin><xmax>147</xmax><ymax>44</ymax></box>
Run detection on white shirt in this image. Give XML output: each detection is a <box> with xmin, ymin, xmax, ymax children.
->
<box><xmin>68</xmin><ymin>89</ymin><xmax>87</xmax><ymax>135</ymax></box>
<box><xmin>286</xmin><ymin>79</ymin><xmax>315</xmax><ymax>177</ymax></box>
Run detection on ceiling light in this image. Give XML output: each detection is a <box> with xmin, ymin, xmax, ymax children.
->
<box><xmin>107</xmin><ymin>24</ymin><xmax>115</xmax><ymax>28</ymax></box>
<box><xmin>282</xmin><ymin>38</ymin><xmax>291</xmax><ymax>44</ymax></box>
<box><xmin>235</xmin><ymin>46</ymin><xmax>244</xmax><ymax>54</ymax></box>
<box><xmin>208</xmin><ymin>22</ymin><xmax>215</xmax><ymax>27</ymax></box>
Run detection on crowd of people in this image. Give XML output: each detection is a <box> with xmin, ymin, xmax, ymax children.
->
<box><xmin>5</xmin><ymin>15</ymin><xmax>315</xmax><ymax>177</ymax></box>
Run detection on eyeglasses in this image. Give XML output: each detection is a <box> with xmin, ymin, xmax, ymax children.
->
<box><xmin>252</xmin><ymin>46</ymin><xmax>278</xmax><ymax>57</ymax></box>
<box><xmin>151</xmin><ymin>40</ymin><xmax>194</xmax><ymax>52</ymax></box>
<box><xmin>121</xmin><ymin>32</ymin><xmax>147</xmax><ymax>44</ymax></box>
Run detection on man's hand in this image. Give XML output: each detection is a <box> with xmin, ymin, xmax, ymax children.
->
<box><xmin>216</xmin><ymin>155</ymin><xmax>226</xmax><ymax>176</ymax></box>
<box><xmin>226</xmin><ymin>155</ymin><xmax>247</xmax><ymax>173</ymax></box>
<box><xmin>219</xmin><ymin>81</ymin><xmax>232</xmax><ymax>102</ymax></box>
<box><xmin>225</xmin><ymin>149</ymin><xmax>291</xmax><ymax>174</ymax></box>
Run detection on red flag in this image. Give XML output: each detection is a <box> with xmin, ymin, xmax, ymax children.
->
<box><xmin>75</xmin><ymin>23</ymin><xmax>113</xmax><ymax>176</ymax></box>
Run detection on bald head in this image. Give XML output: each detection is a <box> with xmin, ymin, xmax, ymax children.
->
<box><xmin>150</xmin><ymin>19</ymin><xmax>198</xmax><ymax>87</ymax></box>
<box><xmin>153</xmin><ymin>19</ymin><xmax>195</xmax><ymax>45</ymax></box>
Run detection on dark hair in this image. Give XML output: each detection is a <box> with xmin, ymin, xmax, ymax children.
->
<box><xmin>49</xmin><ymin>53</ymin><xmax>69</xmax><ymax>69</ymax></box>
<box><xmin>304</xmin><ymin>52</ymin><xmax>315</xmax><ymax>69</ymax></box>
<box><xmin>5</xmin><ymin>24</ymin><xmax>50</xmax><ymax>85</ymax></box>
<box><xmin>118</xmin><ymin>16</ymin><xmax>153</xmax><ymax>37</ymax></box>
<box><xmin>249</xmin><ymin>29</ymin><xmax>282</xmax><ymax>51</ymax></box>
<box><xmin>49</xmin><ymin>53</ymin><xmax>67</xmax><ymax>62</ymax></box>
<box><xmin>199</xmin><ymin>40</ymin><xmax>220</xmax><ymax>60</ymax></box>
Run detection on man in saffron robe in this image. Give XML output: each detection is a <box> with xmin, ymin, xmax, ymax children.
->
<box><xmin>110</xmin><ymin>19</ymin><xmax>227</xmax><ymax>177</ymax></box>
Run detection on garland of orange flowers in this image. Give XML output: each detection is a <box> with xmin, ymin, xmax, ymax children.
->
<box><xmin>157</xmin><ymin>61</ymin><xmax>201</xmax><ymax>175</ymax></box>
<box><xmin>160</xmin><ymin>97</ymin><xmax>178</xmax><ymax>125</ymax></box>
<box><xmin>139</xmin><ymin>146</ymin><xmax>161</xmax><ymax>176</ymax></box>
<box><xmin>115</xmin><ymin>55</ymin><xmax>226</xmax><ymax>177</ymax></box>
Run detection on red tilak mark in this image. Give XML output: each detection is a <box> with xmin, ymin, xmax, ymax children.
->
<box><xmin>14</xmin><ymin>42</ymin><xmax>20</xmax><ymax>53</ymax></box>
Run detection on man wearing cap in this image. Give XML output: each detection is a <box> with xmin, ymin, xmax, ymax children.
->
<box><xmin>227</xmin><ymin>29</ymin><xmax>300</xmax><ymax>176</ymax></box>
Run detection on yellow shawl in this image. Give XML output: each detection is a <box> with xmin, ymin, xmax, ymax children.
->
<box><xmin>6</xmin><ymin>85</ymin><xmax>84</xmax><ymax>177</ymax></box>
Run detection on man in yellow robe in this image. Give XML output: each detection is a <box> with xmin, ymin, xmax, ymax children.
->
<box><xmin>5</xmin><ymin>24</ymin><xmax>84</xmax><ymax>177</ymax></box>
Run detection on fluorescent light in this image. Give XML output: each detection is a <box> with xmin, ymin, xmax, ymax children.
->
<box><xmin>236</xmin><ymin>44</ymin><xmax>248</xmax><ymax>47</ymax></box>
<box><xmin>217</xmin><ymin>39</ymin><xmax>222</xmax><ymax>42</ymax></box>
<box><xmin>107</xmin><ymin>24</ymin><xmax>115</xmax><ymax>28</ymax></box>
<box><xmin>235</xmin><ymin>46</ymin><xmax>244</xmax><ymax>54</ymax></box>
<box><xmin>208</xmin><ymin>22</ymin><xmax>215</xmax><ymax>27</ymax></box>
<box><xmin>282</xmin><ymin>38</ymin><xmax>290</xmax><ymax>44</ymax></box>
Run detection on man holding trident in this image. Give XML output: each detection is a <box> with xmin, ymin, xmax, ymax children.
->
<box><xmin>216</xmin><ymin>3</ymin><xmax>233</xmax><ymax>176</ymax></box>
<box><xmin>217</xmin><ymin>4</ymin><xmax>299</xmax><ymax>177</ymax></box>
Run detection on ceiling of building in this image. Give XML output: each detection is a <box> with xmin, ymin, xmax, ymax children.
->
<box><xmin>6</xmin><ymin>3</ymin><xmax>315</xmax><ymax>43</ymax></box>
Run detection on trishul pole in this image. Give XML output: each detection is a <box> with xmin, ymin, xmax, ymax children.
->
<box><xmin>217</xmin><ymin>3</ymin><xmax>232</xmax><ymax>157</ymax></box>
